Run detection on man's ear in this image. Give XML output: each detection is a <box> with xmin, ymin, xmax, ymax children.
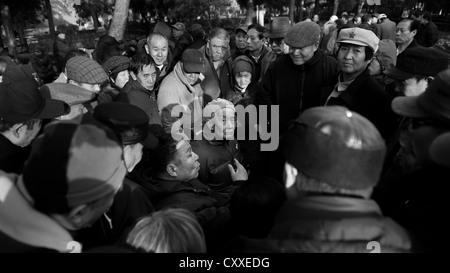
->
<box><xmin>12</xmin><ymin>123</ymin><xmax>24</xmax><ymax>138</ymax></box>
<box><xmin>67</xmin><ymin>204</ymin><xmax>89</xmax><ymax>229</ymax></box>
<box><xmin>144</xmin><ymin>44</ymin><xmax>150</xmax><ymax>55</ymax></box>
<box><xmin>284</xmin><ymin>162</ymin><xmax>298</xmax><ymax>189</ymax></box>
<box><xmin>166</xmin><ymin>163</ymin><xmax>178</xmax><ymax>177</ymax></box>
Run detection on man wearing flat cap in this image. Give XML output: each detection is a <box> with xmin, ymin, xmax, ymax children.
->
<box><xmin>256</xmin><ymin>21</ymin><xmax>339</xmax><ymax>134</ymax></box>
<box><xmin>373</xmin><ymin>69</ymin><xmax>450</xmax><ymax>252</ymax></box>
<box><xmin>239</xmin><ymin>106</ymin><xmax>412</xmax><ymax>252</ymax></box>
<box><xmin>158</xmin><ymin>49</ymin><xmax>205</xmax><ymax>137</ymax></box>
<box><xmin>322</xmin><ymin>27</ymin><xmax>398</xmax><ymax>143</ymax></box>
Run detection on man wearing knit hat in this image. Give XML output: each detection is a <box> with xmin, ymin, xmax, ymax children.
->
<box><xmin>0</xmin><ymin>114</ymin><xmax>127</xmax><ymax>252</ymax></box>
<box><xmin>322</xmin><ymin>27</ymin><xmax>398</xmax><ymax>143</ymax></box>
<box><xmin>255</xmin><ymin>106</ymin><xmax>411</xmax><ymax>252</ymax></box>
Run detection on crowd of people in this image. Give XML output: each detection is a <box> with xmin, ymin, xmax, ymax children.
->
<box><xmin>1</xmin><ymin>8</ymin><xmax>450</xmax><ymax>253</ymax></box>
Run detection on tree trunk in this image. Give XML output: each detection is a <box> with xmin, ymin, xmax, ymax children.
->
<box><xmin>298</xmin><ymin>0</ymin><xmax>304</xmax><ymax>22</ymax></box>
<box><xmin>90</xmin><ymin>7</ymin><xmax>100</xmax><ymax>31</ymax></box>
<box><xmin>1</xmin><ymin>5</ymin><xmax>16</xmax><ymax>57</ymax></box>
<box><xmin>16</xmin><ymin>18</ymin><xmax>28</xmax><ymax>53</ymax></box>
<box><xmin>108</xmin><ymin>0</ymin><xmax>131</xmax><ymax>42</ymax></box>
<box><xmin>44</xmin><ymin>0</ymin><xmax>56</xmax><ymax>39</ymax></box>
<box><xmin>357</xmin><ymin>0</ymin><xmax>364</xmax><ymax>15</ymax></box>
<box><xmin>246</xmin><ymin>0</ymin><xmax>254</xmax><ymax>25</ymax></box>
<box><xmin>289</xmin><ymin>0</ymin><xmax>295</xmax><ymax>25</ymax></box>
<box><xmin>314</xmin><ymin>0</ymin><xmax>320</xmax><ymax>15</ymax></box>
<box><xmin>332</xmin><ymin>0</ymin><xmax>339</xmax><ymax>15</ymax></box>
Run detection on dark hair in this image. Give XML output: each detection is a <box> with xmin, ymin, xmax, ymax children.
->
<box><xmin>422</xmin><ymin>11</ymin><xmax>431</xmax><ymax>21</ymax></box>
<box><xmin>247</xmin><ymin>23</ymin><xmax>266</xmax><ymax>40</ymax></box>
<box><xmin>151</xmin><ymin>134</ymin><xmax>180</xmax><ymax>174</ymax></box>
<box><xmin>401</xmin><ymin>18</ymin><xmax>420</xmax><ymax>33</ymax></box>
<box><xmin>129</xmin><ymin>53</ymin><xmax>155</xmax><ymax>75</ymax></box>
<box><xmin>230</xmin><ymin>176</ymin><xmax>286</xmax><ymax>238</ymax></box>
<box><xmin>361</xmin><ymin>13</ymin><xmax>371</xmax><ymax>24</ymax></box>
<box><xmin>0</xmin><ymin>118</ymin><xmax>39</xmax><ymax>133</ymax></box>
<box><xmin>338</xmin><ymin>44</ymin><xmax>374</xmax><ymax>61</ymax></box>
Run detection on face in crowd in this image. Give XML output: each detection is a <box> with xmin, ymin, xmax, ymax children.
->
<box><xmin>146</xmin><ymin>35</ymin><xmax>169</xmax><ymax>67</ymax></box>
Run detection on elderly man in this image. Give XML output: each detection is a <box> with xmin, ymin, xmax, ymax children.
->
<box><xmin>261</xmin><ymin>17</ymin><xmax>291</xmax><ymax>78</ymax></box>
<box><xmin>322</xmin><ymin>27</ymin><xmax>397</xmax><ymax>142</ymax></box>
<box><xmin>199</xmin><ymin>28</ymin><xmax>234</xmax><ymax>105</ymax></box>
<box><xmin>256</xmin><ymin>21</ymin><xmax>339</xmax><ymax>134</ymax></box>
<box><xmin>145</xmin><ymin>32</ymin><xmax>173</xmax><ymax>86</ymax></box>
<box><xmin>0</xmin><ymin>66</ymin><xmax>69</xmax><ymax>174</ymax></box>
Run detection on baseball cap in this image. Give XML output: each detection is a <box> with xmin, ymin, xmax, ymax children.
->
<box><xmin>0</xmin><ymin>79</ymin><xmax>69</xmax><ymax>124</ymax></box>
<box><xmin>337</xmin><ymin>28</ymin><xmax>380</xmax><ymax>53</ymax></box>
<box><xmin>281</xmin><ymin>106</ymin><xmax>386</xmax><ymax>190</ymax></box>
<box><xmin>235</xmin><ymin>24</ymin><xmax>248</xmax><ymax>34</ymax></box>
<box><xmin>66</xmin><ymin>56</ymin><xmax>108</xmax><ymax>84</ymax></box>
<box><xmin>93</xmin><ymin>102</ymin><xmax>158</xmax><ymax>149</ymax></box>
<box><xmin>22</xmin><ymin>114</ymin><xmax>127</xmax><ymax>212</ymax></box>
<box><xmin>181</xmin><ymin>49</ymin><xmax>205</xmax><ymax>74</ymax></box>
<box><xmin>171</xmin><ymin>22</ymin><xmax>186</xmax><ymax>31</ymax></box>
<box><xmin>378</xmin><ymin>14</ymin><xmax>387</xmax><ymax>19</ymax></box>
<box><xmin>384</xmin><ymin>47</ymin><xmax>449</xmax><ymax>80</ymax></box>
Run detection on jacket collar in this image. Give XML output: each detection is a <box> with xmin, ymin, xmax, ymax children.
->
<box><xmin>0</xmin><ymin>172</ymin><xmax>75</xmax><ymax>252</ymax></box>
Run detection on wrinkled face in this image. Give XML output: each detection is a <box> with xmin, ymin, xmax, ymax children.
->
<box><xmin>113</xmin><ymin>70</ymin><xmax>129</xmax><ymax>89</ymax></box>
<box><xmin>136</xmin><ymin>64</ymin><xmax>157</xmax><ymax>91</ymax></box>
<box><xmin>289</xmin><ymin>43</ymin><xmax>317</xmax><ymax>65</ymax></box>
<box><xmin>208</xmin><ymin>37</ymin><xmax>228</xmax><ymax>62</ymax></box>
<box><xmin>338</xmin><ymin>43</ymin><xmax>370</xmax><ymax>79</ymax></box>
<box><xmin>235</xmin><ymin>71</ymin><xmax>252</xmax><ymax>90</ymax></box>
<box><xmin>212</xmin><ymin>107</ymin><xmax>235</xmax><ymax>140</ymax></box>
<box><xmin>394</xmin><ymin>77</ymin><xmax>429</xmax><ymax>97</ymax></box>
<box><xmin>235</xmin><ymin>30</ymin><xmax>248</xmax><ymax>50</ymax></box>
<box><xmin>246</xmin><ymin>28</ymin><xmax>264</xmax><ymax>53</ymax></box>
<box><xmin>395</xmin><ymin>21</ymin><xmax>416</xmax><ymax>46</ymax></box>
<box><xmin>173</xmin><ymin>140</ymin><xmax>200</xmax><ymax>181</ymax></box>
<box><xmin>124</xmin><ymin>143</ymin><xmax>143</xmax><ymax>172</ymax></box>
<box><xmin>146</xmin><ymin>36</ymin><xmax>168</xmax><ymax>66</ymax></box>
<box><xmin>270</xmin><ymin>38</ymin><xmax>289</xmax><ymax>55</ymax></box>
